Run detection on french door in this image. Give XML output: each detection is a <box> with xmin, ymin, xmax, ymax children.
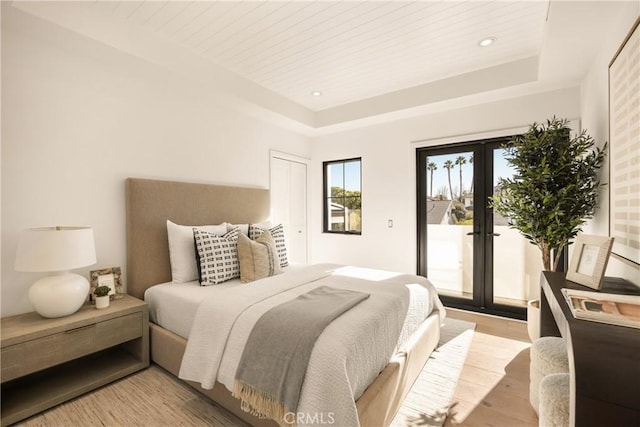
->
<box><xmin>417</xmin><ymin>137</ymin><xmax>542</xmax><ymax>319</ymax></box>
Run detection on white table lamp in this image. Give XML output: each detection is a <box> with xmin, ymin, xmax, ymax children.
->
<box><xmin>15</xmin><ymin>226</ymin><xmax>97</xmax><ymax>318</ymax></box>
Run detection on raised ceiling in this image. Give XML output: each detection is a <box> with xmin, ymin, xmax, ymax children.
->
<box><xmin>8</xmin><ymin>1</ymin><xmax>634</xmax><ymax>133</ymax></box>
<box><xmin>108</xmin><ymin>0</ymin><xmax>548</xmax><ymax>111</ymax></box>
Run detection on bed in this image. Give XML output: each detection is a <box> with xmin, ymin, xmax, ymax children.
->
<box><xmin>125</xmin><ymin>177</ymin><xmax>444</xmax><ymax>427</ymax></box>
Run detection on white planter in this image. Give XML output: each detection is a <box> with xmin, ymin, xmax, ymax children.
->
<box><xmin>95</xmin><ymin>295</ymin><xmax>110</xmax><ymax>309</ymax></box>
<box><xmin>527</xmin><ymin>299</ymin><xmax>541</xmax><ymax>343</ymax></box>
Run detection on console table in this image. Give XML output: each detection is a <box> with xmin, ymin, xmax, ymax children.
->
<box><xmin>540</xmin><ymin>271</ymin><xmax>640</xmax><ymax>426</ymax></box>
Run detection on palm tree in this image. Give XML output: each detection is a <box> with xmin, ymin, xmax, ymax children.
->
<box><xmin>427</xmin><ymin>162</ymin><xmax>437</xmax><ymax>197</ymax></box>
<box><xmin>455</xmin><ymin>155</ymin><xmax>467</xmax><ymax>201</ymax></box>
<box><xmin>443</xmin><ymin>160</ymin><xmax>454</xmax><ymax>201</ymax></box>
<box><xmin>469</xmin><ymin>154</ymin><xmax>474</xmax><ymax>195</ymax></box>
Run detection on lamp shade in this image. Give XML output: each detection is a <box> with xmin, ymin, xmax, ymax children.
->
<box><xmin>15</xmin><ymin>227</ymin><xmax>97</xmax><ymax>272</ymax></box>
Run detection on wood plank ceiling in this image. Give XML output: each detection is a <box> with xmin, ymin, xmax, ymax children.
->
<box><xmin>100</xmin><ymin>1</ymin><xmax>548</xmax><ymax>111</ymax></box>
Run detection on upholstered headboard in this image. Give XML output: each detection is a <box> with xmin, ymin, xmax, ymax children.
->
<box><xmin>125</xmin><ymin>178</ymin><xmax>270</xmax><ymax>299</ymax></box>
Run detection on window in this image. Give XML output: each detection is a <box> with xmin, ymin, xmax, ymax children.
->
<box><xmin>323</xmin><ymin>158</ymin><xmax>361</xmax><ymax>234</ymax></box>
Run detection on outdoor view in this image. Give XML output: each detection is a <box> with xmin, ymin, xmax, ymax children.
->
<box><xmin>426</xmin><ymin>149</ymin><xmax>542</xmax><ymax>307</ymax></box>
<box><xmin>326</xmin><ymin>159</ymin><xmax>361</xmax><ymax>233</ymax></box>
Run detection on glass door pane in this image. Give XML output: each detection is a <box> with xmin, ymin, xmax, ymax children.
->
<box><xmin>491</xmin><ymin>148</ymin><xmax>542</xmax><ymax>307</ymax></box>
<box><xmin>425</xmin><ymin>151</ymin><xmax>475</xmax><ymax>300</ymax></box>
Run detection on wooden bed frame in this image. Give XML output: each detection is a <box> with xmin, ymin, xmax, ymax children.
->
<box><xmin>125</xmin><ymin>177</ymin><xmax>441</xmax><ymax>427</ymax></box>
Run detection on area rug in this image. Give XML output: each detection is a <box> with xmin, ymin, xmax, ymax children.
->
<box><xmin>391</xmin><ymin>317</ymin><xmax>476</xmax><ymax>427</ymax></box>
<box><xmin>20</xmin><ymin>318</ymin><xmax>475</xmax><ymax>427</ymax></box>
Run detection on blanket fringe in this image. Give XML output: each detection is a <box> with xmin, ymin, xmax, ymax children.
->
<box><xmin>233</xmin><ymin>380</ymin><xmax>294</xmax><ymax>427</ymax></box>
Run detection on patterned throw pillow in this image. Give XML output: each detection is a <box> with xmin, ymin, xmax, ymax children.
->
<box><xmin>248</xmin><ymin>224</ymin><xmax>288</xmax><ymax>267</ymax></box>
<box><xmin>194</xmin><ymin>227</ymin><xmax>240</xmax><ymax>285</ymax></box>
<box><xmin>237</xmin><ymin>232</ymin><xmax>282</xmax><ymax>283</ymax></box>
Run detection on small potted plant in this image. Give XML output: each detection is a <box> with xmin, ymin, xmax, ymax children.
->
<box><xmin>94</xmin><ymin>285</ymin><xmax>111</xmax><ymax>309</ymax></box>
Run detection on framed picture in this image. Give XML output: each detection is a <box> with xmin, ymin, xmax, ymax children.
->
<box><xmin>609</xmin><ymin>17</ymin><xmax>640</xmax><ymax>265</ymax></box>
<box><xmin>89</xmin><ymin>267</ymin><xmax>123</xmax><ymax>300</ymax></box>
<box><xmin>567</xmin><ymin>234</ymin><xmax>614</xmax><ymax>290</ymax></box>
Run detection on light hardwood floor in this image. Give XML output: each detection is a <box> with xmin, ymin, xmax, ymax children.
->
<box><xmin>18</xmin><ymin>309</ymin><xmax>538</xmax><ymax>427</ymax></box>
<box><xmin>445</xmin><ymin>309</ymin><xmax>538</xmax><ymax>426</ymax></box>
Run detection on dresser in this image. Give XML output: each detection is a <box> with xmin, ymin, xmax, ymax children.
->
<box><xmin>1</xmin><ymin>295</ymin><xmax>149</xmax><ymax>426</ymax></box>
<box><xmin>540</xmin><ymin>271</ymin><xmax>640</xmax><ymax>427</ymax></box>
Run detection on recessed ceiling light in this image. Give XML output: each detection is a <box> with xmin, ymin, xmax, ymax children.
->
<box><xmin>478</xmin><ymin>37</ymin><xmax>496</xmax><ymax>47</ymax></box>
<box><xmin>311</xmin><ymin>91</ymin><xmax>322</xmax><ymax>97</ymax></box>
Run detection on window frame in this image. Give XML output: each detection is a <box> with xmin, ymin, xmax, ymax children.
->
<box><xmin>323</xmin><ymin>157</ymin><xmax>362</xmax><ymax>235</ymax></box>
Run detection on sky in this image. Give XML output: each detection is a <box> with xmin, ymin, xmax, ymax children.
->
<box><xmin>327</xmin><ymin>151</ymin><xmax>514</xmax><ymax>197</ymax></box>
<box><xmin>426</xmin><ymin>149</ymin><xmax>514</xmax><ymax>198</ymax></box>
<box><xmin>329</xmin><ymin>160</ymin><xmax>361</xmax><ymax>192</ymax></box>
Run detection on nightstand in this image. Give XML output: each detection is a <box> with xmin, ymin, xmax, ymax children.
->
<box><xmin>1</xmin><ymin>295</ymin><xmax>149</xmax><ymax>426</ymax></box>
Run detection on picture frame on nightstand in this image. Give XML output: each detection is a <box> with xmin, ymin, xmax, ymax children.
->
<box><xmin>89</xmin><ymin>267</ymin><xmax>124</xmax><ymax>300</ymax></box>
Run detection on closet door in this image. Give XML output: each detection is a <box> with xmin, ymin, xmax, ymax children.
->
<box><xmin>270</xmin><ymin>155</ymin><xmax>308</xmax><ymax>264</ymax></box>
<box><xmin>288</xmin><ymin>161</ymin><xmax>308</xmax><ymax>264</ymax></box>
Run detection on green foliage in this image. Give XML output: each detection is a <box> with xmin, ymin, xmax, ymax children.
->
<box><xmin>451</xmin><ymin>202</ymin><xmax>467</xmax><ymax>222</ymax></box>
<box><xmin>331</xmin><ymin>186</ymin><xmax>361</xmax><ymax>210</ymax></box>
<box><xmin>94</xmin><ymin>285</ymin><xmax>111</xmax><ymax>297</ymax></box>
<box><xmin>349</xmin><ymin>210</ymin><xmax>361</xmax><ymax>231</ymax></box>
<box><xmin>490</xmin><ymin>118</ymin><xmax>606</xmax><ymax>271</ymax></box>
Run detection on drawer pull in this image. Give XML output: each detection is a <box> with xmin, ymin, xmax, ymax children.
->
<box><xmin>65</xmin><ymin>324</ymin><xmax>95</xmax><ymax>334</ymax></box>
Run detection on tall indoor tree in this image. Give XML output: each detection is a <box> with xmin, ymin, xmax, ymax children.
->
<box><xmin>491</xmin><ymin>118</ymin><xmax>606</xmax><ymax>271</ymax></box>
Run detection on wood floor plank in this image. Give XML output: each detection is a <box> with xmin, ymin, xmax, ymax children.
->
<box><xmin>445</xmin><ymin>310</ymin><xmax>537</xmax><ymax>427</ymax></box>
<box><xmin>446</xmin><ymin>398</ymin><xmax>537</xmax><ymax>427</ymax></box>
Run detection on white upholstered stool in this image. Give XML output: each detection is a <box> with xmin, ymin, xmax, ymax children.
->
<box><xmin>530</xmin><ymin>337</ymin><xmax>569</xmax><ymax>415</ymax></box>
<box><xmin>539</xmin><ymin>373</ymin><xmax>570</xmax><ymax>427</ymax></box>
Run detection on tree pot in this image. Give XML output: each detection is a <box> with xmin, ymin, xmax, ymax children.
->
<box><xmin>527</xmin><ymin>299</ymin><xmax>541</xmax><ymax>343</ymax></box>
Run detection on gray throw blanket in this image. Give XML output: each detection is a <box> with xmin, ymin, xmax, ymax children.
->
<box><xmin>233</xmin><ymin>286</ymin><xmax>370</xmax><ymax>424</ymax></box>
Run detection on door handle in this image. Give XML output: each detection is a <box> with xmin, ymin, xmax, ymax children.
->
<box><xmin>466</xmin><ymin>232</ymin><xmax>500</xmax><ymax>236</ymax></box>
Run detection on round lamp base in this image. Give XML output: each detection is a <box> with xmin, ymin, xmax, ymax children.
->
<box><xmin>29</xmin><ymin>273</ymin><xmax>90</xmax><ymax>318</ymax></box>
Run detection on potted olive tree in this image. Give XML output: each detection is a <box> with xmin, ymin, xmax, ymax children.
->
<box><xmin>94</xmin><ymin>285</ymin><xmax>111</xmax><ymax>309</ymax></box>
<box><xmin>490</xmin><ymin>117</ymin><xmax>606</xmax><ymax>341</ymax></box>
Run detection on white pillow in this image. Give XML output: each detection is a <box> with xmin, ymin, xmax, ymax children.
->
<box><xmin>166</xmin><ymin>220</ymin><xmax>227</xmax><ymax>283</ymax></box>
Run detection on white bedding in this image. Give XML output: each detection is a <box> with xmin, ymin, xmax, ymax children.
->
<box><xmin>144</xmin><ymin>265</ymin><xmax>306</xmax><ymax>339</ymax></box>
<box><xmin>176</xmin><ymin>263</ymin><xmax>445</xmax><ymax>427</ymax></box>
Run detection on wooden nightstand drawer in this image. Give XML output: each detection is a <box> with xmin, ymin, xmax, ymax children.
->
<box><xmin>1</xmin><ymin>295</ymin><xmax>149</xmax><ymax>427</ymax></box>
<box><xmin>2</xmin><ymin>312</ymin><xmax>142</xmax><ymax>382</ymax></box>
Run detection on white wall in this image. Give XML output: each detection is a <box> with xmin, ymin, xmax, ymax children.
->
<box><xmin>1</xmin><ymin>8</ymin><xmax>311</xmax><ymax>316</ymax></box>
<box><xmin>310</xmin><ymin>87</ymin><xmax>581</xmax><ymax>273</ymax></box>
<box><xmin>580</xmin><ymin>5</ymin><xmax>639</xmax><ymax>285</ymax></box>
